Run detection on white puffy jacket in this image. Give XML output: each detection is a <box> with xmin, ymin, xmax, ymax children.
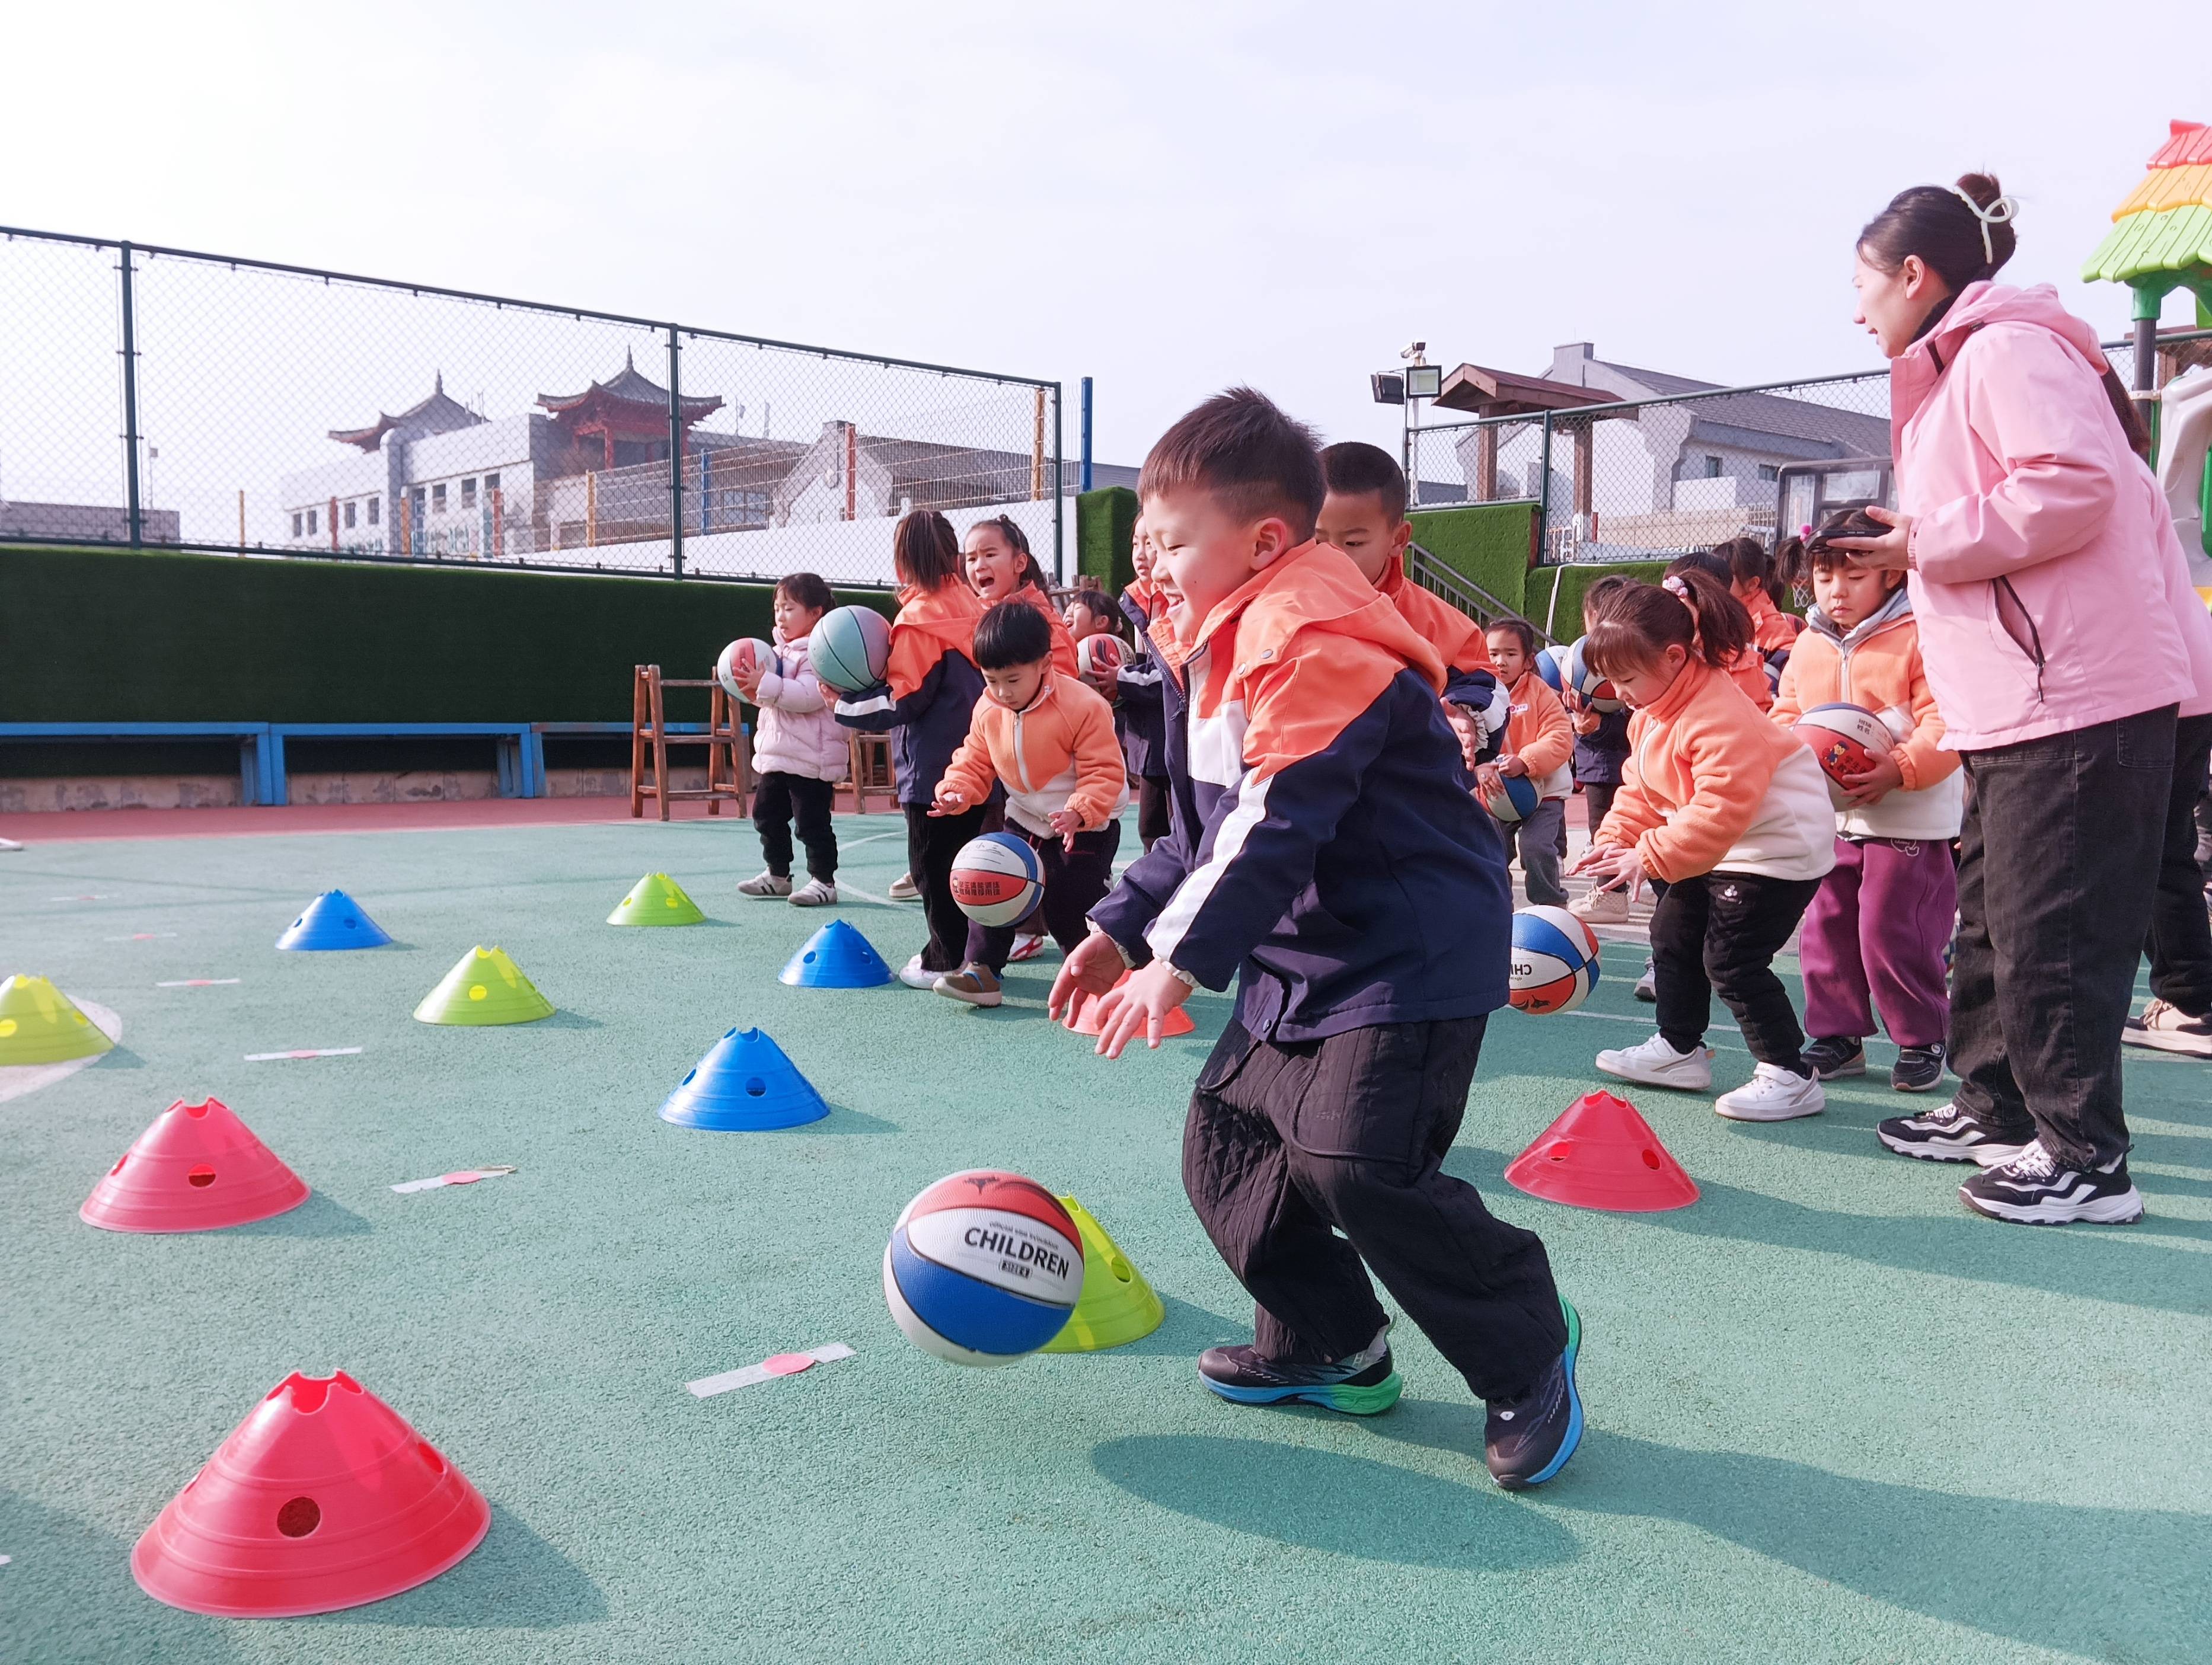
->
<box><xmin>751</xmin><ymin>632</ymin><xmax>850</xmax><ymax>782</ymax></box>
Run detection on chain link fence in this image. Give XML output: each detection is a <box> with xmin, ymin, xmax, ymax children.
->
<box><xmin>0</xmin><ymin>226</ymin><xmax>1067</xmax><ymax>588</ymax></box>
<box><xmin>1409</xmin><ymin>330</ymin><xmax>2212</xmax><ymax>566</ymax></box>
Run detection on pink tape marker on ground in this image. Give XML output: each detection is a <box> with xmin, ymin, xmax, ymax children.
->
<box><xmin>686</xmin><ymin>1343</ymin><xmax>856</xmax><ymax>1398</ymax></box>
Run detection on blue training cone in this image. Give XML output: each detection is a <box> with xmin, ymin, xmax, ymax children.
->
<box><xmin>659</xmin><ymin>1028</ymin><xmax>830</xmax><ymax>1132</ymax></box>
<box><xmin>779</xmin><ymin>919</ymin><xmax>892</xmax><ymax>989</ymax></box>
<box><xmin>276</xmin><ymin>889</ymin><xmax>393</xmax><ymax>951</ymax></box>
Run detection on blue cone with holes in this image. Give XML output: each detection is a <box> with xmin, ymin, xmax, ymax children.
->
<box><xmin>276</xmin><ymin>889</ymin><xmax>393</xmax><ymax>951</ymax></box>
<box><xmin>778</xmin><ymin>919</ymin><xmax>892</xmax><ymax>989</ymax></box>
<box><xmin>658</xmin><ymin>1027</ymin><xmax>830</xmax><ymax>1131</ymax></box>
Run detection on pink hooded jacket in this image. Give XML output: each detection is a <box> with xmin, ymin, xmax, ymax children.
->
<box><xmin>1895</xmin><ymin>282</ymin><xmax>2194</xmax><ymax>749</ymax></box>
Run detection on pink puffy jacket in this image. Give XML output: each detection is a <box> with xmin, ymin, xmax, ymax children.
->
<box><xmin>750</xmin><ymin>631</ymin><xmax>850</xmax><ymax>782</ymax></box>
<box><xmin>1895</xmin><ymin>282</ymin><xmax>2194</xmax><ymax>750</ymax></box>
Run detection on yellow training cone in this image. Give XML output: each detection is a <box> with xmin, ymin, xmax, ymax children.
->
<box><xmin>1043</xmin><ymin>1194</ymin><xmax>1164</xmax><ymax>1353</ymax></box>
<box><xmin>413</xmin><ymin>945</ymin><xmax>555</xmax><ymax>1026</ymax></box>
<box><xmin>0</xmin><ymin>974</ymin><xmax>114</xmax><ymax>1065</ymax></box>
<box><xmin>607</xmin><ymin>873</ymin><xmax>704</xmax><ymax>926</ymax></box>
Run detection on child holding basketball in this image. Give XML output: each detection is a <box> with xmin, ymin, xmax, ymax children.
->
<box><xmin>1051</xmin><ymin>388</ymin><xmax>1582</xmax><ymax>1493</ymax></box>
<box><xmin>1480</xmin><ymin>618</ymin><xmax>1574</xmax><ymax>907</ymax></box>
<box><xmin>1771</xmin><ymin>509</ymin><xmax>1961</xmax><ymax>1093</ymax></box>
<box><xmin>927</xmin><ymin>601</ymin><xmax>1129</xmax><ymax>1006</ymax></box>
<box><xmin>963</xmin><ymin>514</ymin><xmax>1079</xmax><ymax>676</ymax></box>
<box><xmin>732</xmin><ymin>571</ymin><xmax>846</xmax><ymax>907</ymax></box>
<box><xmin>1571</xmin><ymin>568</ymin><xmax>1836</xmax><ymax>1122</ymax></box>
<box><xmin>1114</xmin><ymin>517</ymin><xmax>1175</xmax><ymax>850</ymax></box>
<box><xmin>835</xmin><ymin>509</ymin><xmax>990</xmax><ymax>989</ymax></box>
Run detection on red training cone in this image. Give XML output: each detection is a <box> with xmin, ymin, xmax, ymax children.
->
<box><xmin>132</xmin><ymin>1370</ymin><xmax>490</xmax><ymax>1618</ymax></box>
<box><xmin>1062</xmin><ymin>970</ymin><xmax>1195</xmax><ymax>1038</ymax></box>
<box><xmin>1505</xmin><ymin>1090</ymin><xmax>1700</xmax><ymax>1212</ymax></box>
<box><xmin>81</xmin><ymin>1098</ymin><xmax>309</xmax><ymax>1233</ymax></box>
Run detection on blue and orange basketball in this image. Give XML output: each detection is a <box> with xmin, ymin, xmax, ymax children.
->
<box><xmin>1510</xmin><ymin>905</ymin><xmax>1602</xmax><ymax>1015</ymax></box>
<box><xmin>882</xmin><ymin>1170</ymin><xmax>1083</xmax><ymax>1366</ymax></box>
<box><xmin>1536</xmin><ymin>644</ymin><xmax>1569</xmax><ymax>693</ymax></box>
<box><xmin>949</xmin><ymin>832</ymin><xmax>1042</xmax><ymax>927</ymax></box>
<box><xmin>1485</xmin><ymin>774</ymin><xmax>1541</xmax><ymax>824</ymax></box>
<box><xmin>810</xmin><ymin>605</ymin><xmax>893</xmax><ymax>694</ymax></box>
<box><xmin>1565</xmin><ymin>635</ymin><xmax>1624</xmax><ymax>712</ymax></box>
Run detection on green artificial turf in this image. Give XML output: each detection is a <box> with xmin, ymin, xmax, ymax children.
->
<box><xmin>3</xmin><ymin>814</ymin><xmax>2209</xmax><ymax>1664</ymax></box>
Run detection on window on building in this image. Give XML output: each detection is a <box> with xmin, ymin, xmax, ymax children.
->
<box><xmin>368</xmin><ymin>496</ymin><xmax>381</xmax><ymax>526</ymax></box>
<box><xmin>307</xmin><ymin>508</ymin><xmax>318</xmax><ymax>535</ymax></box>
<box><xmin>461</xmin><ymin>478</ymin><xmax>477</xmax><ymax>510</ymax></box>
<box><xmin>720</xmin><ymin>488</ymin><xmax>770</xmax><ymax>528</ymax></box>
<box><xmin>484</xmin><ymin>472</ymin><xmax>500</xmax><ymax>493</ymax></box>
<box><xmin>432</xmin><ymin>482</ymin><xmax>447</xmax><ymax>513</ymax></box>
<box><xmin>292</xmin><ymin>512</ymin><xmax>302</xmax><ymax>538</ymax></box>
<box><xmin>344</xmin><ymin>500</ymin><xmax>357</xmax><ymax>529</ymax></box>
<box><xmin>1755</xmin><ymin>464</ymin><xmax>1779</xmax><ymax>482</ymax></box>
<box><xmin>1702</xmin><ymin>455</ymin><xmax>1722</xmax><ymax>478</ymax></box>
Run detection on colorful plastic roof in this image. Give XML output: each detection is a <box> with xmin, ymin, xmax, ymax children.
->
<box><xmin>2084</xmin><ymin>120</ymin><xmax>2212</xmax><ymax>286</ymax></box>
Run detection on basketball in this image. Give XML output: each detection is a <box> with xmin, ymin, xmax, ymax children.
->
<box><xmin>1564</xmin><ymin>635</ymin><xmax>1623</xmax><ymax>712</ymax></box>
<box><xmin>1485</xmin><ymin>774</ymin><xmax>1541</xmax><ymax>824</ymax></box>
<box><xmin>1536</xmin><ymin>644</ymin><xmax>1568</xmax><ymax>693</ymax></box>
<box><xmin>714</xmin><ymin>638</ymin><xmax>774</xmax><ymax>702</ymax></box>
<box><xmin>1793</xmin><ymin>702</ymin><xmax>1894</xmax><ymax>806</ymax></box>
<box><xmin>882</xmin><ymin>1170</ymin><xmax>1083</xmax><ymax>1366</ymax></box>
<box><xmin>949</xmin><ymin>832</ymin><xmax>1042</xmax><ymax>926</ymax></box>
<box><xmin>811</xmin><ymin>605</ymin><xmax>893</xmax><ymax>694</ymax></box>
<box><xmin>1509</xmin><ymin>905</ymin><xmax>1602</xmax><ymax>1015</ymax></box>
<box><xmin>1075</xmin><ymin>632</ymin><xmax>1126</xmax><ymax>688</ymax></box>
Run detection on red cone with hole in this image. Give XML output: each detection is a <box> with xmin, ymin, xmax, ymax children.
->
<box><xmin>1504</xmin><ymin>1090</ymin><xmax>1699</xmax><ymax>1212</ymax></box>
<box><xmin>132</xmin><ymin>1369</ymin><xmax>490</xmax><ymax>1618</ymax></box>
<box><xmin>81</xmin><ymin>1097</ymin><xmax>309</xmax><ymax>1233</ymax></box>
<box><xmin>1062</xmin><ymin>970</ymin><xmax>1195</xmax><ymax>1038</ymax></box>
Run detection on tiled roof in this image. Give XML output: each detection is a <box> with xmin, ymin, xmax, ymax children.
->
<box><xmin>2083</xmin><ymin>120</ymin><xmax>2212</xmax><ymax>285</ymax></box>
<box><xmin>328</xmin><ymin>373</ymin><xmax>486</xmax><ymax>452</ymax></box>
<box><xmin>537</xmin><ymin>349</ymin><xmax>723</xmax><ymax>421</ymax></box>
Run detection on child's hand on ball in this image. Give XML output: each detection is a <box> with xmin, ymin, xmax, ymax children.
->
<box><xmin>1049</xmin><ymin>930</ymin><xmax>1127</xmax><ymax>1022</ymax></box>
<box><xmin>1474</xmin><ymin>762</ymin><xmax>1505</xmax><ymax>803</ymax></box>
<box><xmin>1838</xmin><ymin>751</ymin><xmax>1905</xmax><ymax>805</ymax></box>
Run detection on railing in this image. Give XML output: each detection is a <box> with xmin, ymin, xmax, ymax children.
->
<box><xmin>1405</xmin><ymin>542</ymin><xmax>1543</xmax><ymax>639</ymax></box>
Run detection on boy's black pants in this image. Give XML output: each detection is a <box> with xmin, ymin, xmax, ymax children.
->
<box><xmin>2145</xmin><ymin>711</ymin><xmax>2212</xmax><ymax>1017</ymax></box>
<box><xmin>1182</xmin><ymin>1014</ymin><xmax>1566</xmax><ymax>1404</ymax></box>
<box><xmin>1651</xmin><ymin>870</ymin><xmax>1822</xmax><ymax>1068</ymax></box>
<box><xmin>752</xmin><ymin>772</ymin><xmax>838</xmax><ymax>881</ymax></box>
<box><xmin>903</xmin><ymin>802</ymin><xmax>986</xmax><ymax>973</ymax></box>
<box><xmin>968</xmin><ymin>822</ymin><xmax>1120</xmax><ymax>971</ymax></box>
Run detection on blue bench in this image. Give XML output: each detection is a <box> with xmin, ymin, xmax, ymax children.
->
<box><xmin>0</xmin><ymin>723</ymin><xmax>277</xmax><ymax>804</ymax></box>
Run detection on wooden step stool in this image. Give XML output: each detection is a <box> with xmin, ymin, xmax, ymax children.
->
<box><xmin>840</xmin><ymin>733</ymin><xmax>897</xmax><ymax>815</ymax></box>
<box><xmin>630</xmin><ymin>664</ymin><xmax>748</xmax><ymax>820</ymax></box>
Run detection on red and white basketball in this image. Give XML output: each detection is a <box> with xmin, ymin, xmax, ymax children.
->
<box><xmin>883</xmin><ymin>1170</ymin><xmax>1083</xmax><ymax>1366</ymax></box>
<box><xmin>714</xmin><ymin>638</ymin><xmax>774</xmax><ymax>702</ymax></box>
<box><xmin>1075</xmin><ymin>632</ymin><xmax>1126</xmax><ymax>689</ymax></box>
<box><xmin>1509</xmin><ymin>905</ymin><xmax>1602</xmax><ymax>1015</ymax></box>
<box><xmin>1792</xmin><ymin>702</ymin><xmax>1894</xmax><ymax>806</ymax></box>
<box><xmin>949</xmin><ymin>832</ymin><xmax>1043</xmax><ymax>927</ymax></box>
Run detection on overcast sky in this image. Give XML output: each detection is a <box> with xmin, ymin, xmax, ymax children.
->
<box><xmin>6</xmin><ymin>1</ymin><xmax>2191</xmax><ymax>469</ymax></box>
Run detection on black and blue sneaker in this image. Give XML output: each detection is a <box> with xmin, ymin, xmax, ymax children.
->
<box><xmin>1486</xmin><ymin>1299</ymin><xmax>1584</xmax><ymax>1491</ymax></box>
<box><xmin>1197</xmin><ymin>1325</ymin><xmax>1402</xmax><ymax>1416</ymax></box>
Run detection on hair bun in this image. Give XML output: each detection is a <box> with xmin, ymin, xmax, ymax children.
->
<box><xmin>1955</xmin><ymin>171</ymin><xmax>2006</xmax><ymax>210</ymax></box>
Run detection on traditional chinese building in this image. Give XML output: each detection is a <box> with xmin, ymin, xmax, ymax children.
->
<box><xmin>535</xmin><ymin>350</ymin><xmax>722</xmax><ymax>471</ymax></box>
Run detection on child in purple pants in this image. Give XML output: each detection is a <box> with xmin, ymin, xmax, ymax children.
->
<box><xmin>1772</xmin><ymin>519</ymin><xmax>1964</xmax><ymax>1093</ymax></box>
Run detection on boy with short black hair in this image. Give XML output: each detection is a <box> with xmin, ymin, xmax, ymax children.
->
<box><xmin>1482</xmin><ymin>617</ymin><xmax>1574</xmax><ymax>907</ymax></box>
<box><xmin>1052</xmin><ymin>388</ymin><xmax>1582</xmax><ymax>1491</ymax></box>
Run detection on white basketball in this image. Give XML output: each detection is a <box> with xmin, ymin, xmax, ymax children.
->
<box><xmin>1509</xmin><ymin>905</ymin><xmax>1603</xmax><ymax>1016</ymax></box>
<box><xmin>1075</xmin><ymin>632</ymin><xmax>1126</xmax><ymax>689</ymax></box>
<box><xmin>715</xmin><ymin>638</ymin><xmax>774</xmax><ymax>702</ymax></box>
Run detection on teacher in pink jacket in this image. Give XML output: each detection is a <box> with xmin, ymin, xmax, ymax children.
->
<box><xmin>1833</xmin><ymin>172</ymin><xmax>2191</xmax><ymax>1226</ymax></box>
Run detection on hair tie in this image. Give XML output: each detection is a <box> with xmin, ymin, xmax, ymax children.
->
<box><xmin>1662</xmin><ymin>575</ymin><xmax>1689</xmax><ymax>598</ymax></box>
<box><xmin>1949</xmin><ymin>187</ymin><xmax>2017</xmax><ymax>269</ymax></box>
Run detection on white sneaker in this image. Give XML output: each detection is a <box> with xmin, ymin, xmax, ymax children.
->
<box><xmin>789</xmin><ymin>878</ymin><xmax>837</xmax><ymax>907</ymax></box>
<box><xmin>1713</xmin><ymin>1062</ymin><xmax>1825</xmax><ymax>1122</ymax></box>
<box><xmin>1007</xmin><ymin>933</ymin><xmax>1047</xmax><ymax>963</ymax></box>
<box><xmin>1633</xmin><ymin>958</ymin><xmax>1656</xmax><ymax>1002</ymax></box>
<box><xmin>1570</xmin><ymin>886</ymin><xmax>1632</xmax><ymax>924</ymax></box>
<box><xmin>736</xmin><ymin>870</ymin><xmax>792</xmax><ymax>899</ymax></box>
<box><xmin>887</xmin><ymin>873</ymin><xmax>920</xmax><ymax>902</ymax></box>
<box><xmin>1595</xmin><ymin>1033</ymin><xmax>1713</xmax><ymax>1091</ymax></box>
<box><xmin>897</xmin><ymin>954</ymin><xmax>939</xmax><ymax>990</ymax></box>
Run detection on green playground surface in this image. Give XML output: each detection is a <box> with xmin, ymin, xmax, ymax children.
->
<box><xmin>4</xmin><ymin>810</ymin><xmax>2210</xmax><ymax>1664</ymax></box>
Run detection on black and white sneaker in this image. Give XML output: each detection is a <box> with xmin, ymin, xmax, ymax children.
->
<box><xmin>1801</xmin><ymin>1036</ymin><xmax>1866</xmax><ymax>1080</ymax></box>
<box><xmin>1958</xmin><ymin>1143</ymin><xmax>2144</xmax><ymax>1225</ymax></box>
<box><xmin>1890</xmin><ymin>1043</ymin><xmax>1946</xmax><ymax>1092</ymax></box>
<box><xmin>1875</xmin><ymin>1101</ymin><xmax>2034</xmax><ymax>1166</ymax></box>
<box><xmin>2122</xmin><ymin>998</ymin><xmax>2212</xmax><ymax>1058</ymax></box>
<box><xmin>1198</xmin><ymin>1325</ymin><xmax>1402</xmax><ymax>1415</ymax></box>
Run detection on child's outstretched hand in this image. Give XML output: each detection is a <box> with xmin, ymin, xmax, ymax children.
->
<box><xmin>1048</xmin><ymin>929</ymin><xmax>1126</xmax><ymax>1022</ymax></box>
<box><xmin>927</xmin><ymin>788</ymin><xmax>968</xmax><ymax>817</ymax></box>
<box><xmin>1838</xmin><ymin>750</ymin><xmax>1905</xmax><ymax>806</ymax></box>
<box><xmin>1088</xmin><ymin>960</ymin><xmax>1190</xmax><ymax>1059</ymax></box>
<box><xmin>1573</xmin><ymin>841</ymin><xmax>1643</xmax><ymax>895</ymax></box>
<box><xmin>1047</xmin><ymin>807</ymin><xmax>1084</xmax><ymax>850</ymax></box>
<box><xmin>1473</xmin><ymin>762</ymin><xmax>1505</xmax><ymax>804</ymax></box>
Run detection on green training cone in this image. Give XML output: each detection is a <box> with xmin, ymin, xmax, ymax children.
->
<box><xmin>0</xmin><ymin>974</ymin><xmax>114</xmax><ymax>1065</ymax></box>
<box><xmin>1042</xmin><ymin>1194</ymin><xmax>1164</xmax><ymax>1353</ymax></box>
<box><xmin>607</xmin><ymin>872</ymin><xmax>705</xmax><ymax>926</ymax></box>
<box><xmin>412</xmin><ymin>945</ymin><xmax>555</xmax><ymax>1026</ymax></box>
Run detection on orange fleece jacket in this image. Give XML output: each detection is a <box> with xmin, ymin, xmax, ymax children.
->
<box><xmin>1743</xmin><ymin>589</ymin><xmax>1803</xmax><ymax>655</ymax></box>
<box><xmin>1371</xmin><ymin>551</ymin><xmax>1494</xmax><ymax>674</ymax></box>
<box><xmin>1503</xmin><ymin>670</ymin><xmax>1574</xmax><ymax>795</ymax></box>
<box><xmin>1721</xmin><ymin>645</ymin><xmax>1773</xmax><ymax>710</ymax></box>
<box><xmin>1597</xmin><ymin>658</ymin><xmax>1834</xmax><ymax>883</ymax></box>
<box><xmin>935</xmin><ymin>671</ymin><xmax>1129</xmax><ymax>835</ymax></box>
<box><xmin>886</xmin><ymin>581</ymin><xmax>985</xmax><ymax>700</ymax></box>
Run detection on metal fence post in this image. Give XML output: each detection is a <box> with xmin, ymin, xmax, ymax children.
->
<box><xmin>1079</xmin><ymin>376</ymin><xmax>1093</xmax><ymax>493</ymax></box>
<box><xmin>1052</xmin><ymin>382</ymin><xmax>1065</xmax><ymax>584</ymax></box>
<box><xmin>1536</xmin><ymin>408</ymin><xmax>1554</xmax><ymax>567</ymax></box>
<box><xmin>117</xmin><ymin>239</ymin><xmax>143</xmax><ymax>547</ymax></box>
<box><xmin>666</xmin><ymin>324</ymin><xmax>685</xmax><ymax>580</ymax></box>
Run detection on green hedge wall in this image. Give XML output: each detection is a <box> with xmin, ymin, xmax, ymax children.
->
<box><xmin>0</xmin><ymin>547</ymin><xmax>895</xmax><ymax>725</ymax></box>
<box><xmin>1407</xmin><ymin>503</ymin><xmax>1535</xmax><ymax>617</ymax></box>
<box><xmin>1522</xmin><ymin>560</ymin><xmax>1670</xmax><ymax>641</ymax></box>
<box><xmin>1076</xmin><ymin>487</ymin><xmax>1138</xmax><ymax>593</ymax></box>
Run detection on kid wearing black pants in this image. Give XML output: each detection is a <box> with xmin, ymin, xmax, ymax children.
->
<box><xmin>1054</xmin><ymin>389</ymin><xmax>1581</xmax><ymax>1490</ymax></box>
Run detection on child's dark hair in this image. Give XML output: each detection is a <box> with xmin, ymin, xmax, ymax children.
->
<box><xmin>1067</xmin><ymin>590</ymin><xmax>1116</xmax><ymax>631</ymax></box>
<box><xmin>1793</xmin><ymin>506</ymin><xmax>1908</xmax><ymax>589</ymax></box>
<box><xmin>1318</xmin><ymin>440</ymin><xmax>1407</xmax><ymax>524</ymax></box>
<box><xmin>973</xmin><ymin>599</ymin><xmax>1054</xmax><ymax>670</ymax></box>
<box><xmin>1581</xmin><ymin>573</ymin><xmax>1638</xmax><ymax>627</ymax></box>
<box><xmin>775</xmin><ymin>571</ymin><xmax>834</xmax><ymax>615</ymax></box>
<box><xmin>1665</xmin><ymin>548</ymin><xmax>1734</xmax><ymax>589</ymax></box>
<box><xmin>893</xmin><ymin>509</ymin><xmax>962</xmax><ymax>590</ymax></box>
<box><xmin>1711</xmin><ymin>535</ymin><xmax>1786</xmax><ymax>607</ymax></box>
<box><xmin>1585</xmin><ymin>568</ymin><xmax>1750</xmax><ymax>681</ymax></box>
<box><xmin>969</xmin><ymin>514</ymin><xmax>1049</xmax><ymax>590</ymax></box>
<box><xmin>1486</xmin><ymin>616</ymin><xmax>1538</xmax><ymax>659</ymax></box>
<box><xmin>1139</xmin><ymin>387</ymin><xmax>1325</xmax><ymax>541</ymax></box>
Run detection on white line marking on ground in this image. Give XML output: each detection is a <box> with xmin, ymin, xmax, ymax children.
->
<box><xmin>244</xmin><ymin>1047</ymin><xmax>363</xmax><ymax>1062</ymax></box>
<box><xmin>157</xmin><ymin>979</ymin><xmax>240</xmax><ymax>988</ymax></box>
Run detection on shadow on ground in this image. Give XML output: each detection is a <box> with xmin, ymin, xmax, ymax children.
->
<box><xmin>298</xmin><ymin>1505</ymin><xmax>607</xmax><ymax>1631</ymax></box>
<box><xmin>0</xmin><ymin>1490</ymin><xmax>245</xmax><ymax>1665</ymax></box>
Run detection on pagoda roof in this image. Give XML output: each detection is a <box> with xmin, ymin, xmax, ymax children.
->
<box><xmin>537</xmin><ymin>349</ymin><xmax>723</xmax><ymax>423</ymax></box>
<box><xmin>2083</xmin><ymin>119</ymin><xmax>2212</xmax><ymax>287</ymax></box>
<box><xmin>328</xmin><ymin>372</ymin><xmax>486</xmax><ymax>452</ymax></box>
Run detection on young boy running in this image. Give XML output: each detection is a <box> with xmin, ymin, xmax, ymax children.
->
<box><xmin>1051</xmin><ymin>388</ymin><xmax>1582</xmax><ymax>1491</ymax></box>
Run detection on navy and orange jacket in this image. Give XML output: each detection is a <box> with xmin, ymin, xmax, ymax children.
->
<box><xmin>834</xmin><ymin>582</ymin><xmax>988</xmax><ymax>805</ymax></box>
<box><xmin>1089</xmin><ymin>542</ymin><xmax>1512</xmax><ymax>1041</ymax></box>
<box><xmin>1114</xmin><ymin>584</ymin><xmax>1169</xmax><ymax>781</ymax></box>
